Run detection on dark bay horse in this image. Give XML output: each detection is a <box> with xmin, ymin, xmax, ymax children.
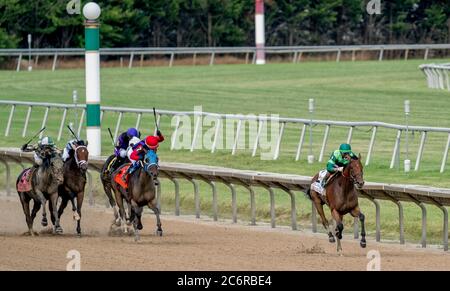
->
<box><xmin>16</xmin><ymin>153</ymin><xmax>64</xmax><ymax>235</ymax></box>
<box><xmin>100</xmin><ymin>154</ymin><xmax>129</xmax><ymax>224</ymax></box>
<box><xmin>55</xmin><ymin>141</ymin><xmax>89</xmax><ymax>236</ymax></box>
<box><xmin>307</xmin><ymin>154</ymin><xmax>366</xmax><ymax>253</ymax></box>
<box><xmin>111</xmin><ymin>157</ymin><xmax>162</xmax><ymax>241</ymax></box>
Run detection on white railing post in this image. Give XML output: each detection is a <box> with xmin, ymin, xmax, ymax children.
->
<box><xmin>415</xmin><ymin>131</ymin><xmax>427</xmax><ymax>171</ymax></box>
<box><xmin>440</xmin><ymin>133</ymin><xmax>450</xmax><ymax>173</ymax></box>
<box><xmin>318</xmin><ymin>125</ymin><xmax>330</xmax><ymax>162</ymax></box>
<box><xmin>39</xmin><ymin>107</ymin><xmax>50</xmax><ymax>139</ymax></box>
<box><xmin>232</xmin><ymin>119</ymin><xmax>242</xmax><ymax>155</ymax></box>
<box><xmin>390</xmin><ymin>130</ymin><xmax>402</xmax><ymax>169</ymax></box>
<box><xmin>365</xmin><ymin>126</ymin><xmax>377</xmax><ymax>166</ymax></box>
<box><xmin>295</xmin><ymin>124</ymin><xmax>306</xmax><ymax>161</ymax></box>
<box><xmin>5</xmin><ymin>105</ymin><xmax>15</xmax><ymax>137</ymax></box>
<box><xmin>22</xmin><ymin>106</ymin><xmax>32</xmax><ymax>137</ymax></box>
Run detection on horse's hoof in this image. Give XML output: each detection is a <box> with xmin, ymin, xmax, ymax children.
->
<box><xmin>137</xmin><ymin>223</ymin><xmax>143</xmax><ymax>230</ymax></box>
<box><xmin>328</xmin><ymin>236</ymin><xmax>335</xmax><ymax>243</ymax></box>
<box><xmin>115</xmin><ymin>219</ymin><xmax>121</xmax><ymax>227</ymax></box>
<box><xmin>134</xmin><ymin>234</ymin><xmax>140</xmax><ymax>242</ymax></box>
<box><xmin>360</xmin><ymin>241</ymin><xmax>366</xmax><ymax>248</ymax></box>
<box><xmin>55</xmin><ymin>227</ymin><xmax>63</xmax><ymax>234</ymax></box>
<box><xmin>41</xmin><ymin>218</ymin><xmax>48</xmax><ymax>227</ymax></box>
<box><xmin>77</xmin><ymin>233</ymin><xmax>82</xmax><ymax>238</ymax></box>
<box><xmin>156</xmin><ymin>230</ymin><xmax>163</xmax><ymax>237</ymax></box>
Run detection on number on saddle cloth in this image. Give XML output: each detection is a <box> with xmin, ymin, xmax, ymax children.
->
<box><xmin>17</xmin><ymin>168</ymin><xmax>34</xmax><ymax>192</ymax></box>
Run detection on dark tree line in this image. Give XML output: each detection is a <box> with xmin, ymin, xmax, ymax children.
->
<box><xmin>1</xmin><ymin>0</ymin><xmax>449</xmax><ymax>49</ymax></box>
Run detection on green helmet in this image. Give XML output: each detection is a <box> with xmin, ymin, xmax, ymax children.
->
<box><xmin>339</xmin><ymin>143</ymin><xmax>352</xmax><ymax>153</ymax></box>
<box><xmin>39</xmin><ymin>136</ymin><xmax>55</xmax><ymax>147</ymax></box>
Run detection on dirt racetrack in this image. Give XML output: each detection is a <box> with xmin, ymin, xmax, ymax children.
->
<box><xmin>0</xmin><ymin>196</ymin><xmax>449</xmax><ymax>271</ymax></box>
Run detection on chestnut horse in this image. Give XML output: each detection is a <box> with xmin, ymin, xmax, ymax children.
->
<box><xmin>307</xmin><ymin>154</ymin><xmax>366</xmax><ymax>253</ymax></box>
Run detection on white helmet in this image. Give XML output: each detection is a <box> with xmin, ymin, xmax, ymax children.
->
<box><xmin>39</xmin><ymin>136</ymin><xmax>55</xmax><ymax>146</ymax></box>
<box><xmin>129</xmin><ymin>137</ymin><xmax>140</xmax><ymax>147</ymax></box>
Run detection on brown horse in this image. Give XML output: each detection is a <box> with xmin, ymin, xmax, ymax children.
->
<box><xmin>111</xmin><ymin>158</ymin><xmax>162</xmax><ymax>241</ymax></box>
<box><xmin>307</xmin><ymin>154</ymin><xmax>366</xmax><ymax>253</ymax></box>
<box><xmin>55</xmin><ymin>141</ymin><xmax>89</xmax><ymax>236</ymax></box>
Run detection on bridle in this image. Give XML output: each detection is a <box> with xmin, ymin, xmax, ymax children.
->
<box><xmin>342</xmin><ymin>159</ymin><xmax>363</xmax><ymax>185</ymax></box>
<box><xmin>74</xmin><ymin>145</ymin><xmax>88</xmax><ymax>169</ymax></box>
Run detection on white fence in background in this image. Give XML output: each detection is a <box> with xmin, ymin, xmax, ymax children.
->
<box><xmin>419</xmin><ymin>63</ymin><xmax>450</xmax><ymax>90</ymax></box>
<box><xmin>1</xmin><ymin>100</ymin><xmax>450</xmax><ymax>173</ymax></box>
<box><xmin>2</xmin><ymin>43</ymin><xmax>450</xmax><ymax>71</ymax></box>
<box><xmin>0</xmin><ymin>148</ymin><xmax>448</xmax><ymax>250</ymax></box>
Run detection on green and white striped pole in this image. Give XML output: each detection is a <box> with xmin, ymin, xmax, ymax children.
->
<box><xmin>83</xmin><ymin>2</ymin><xmax>102</xmax><ymax>156</ymax></box>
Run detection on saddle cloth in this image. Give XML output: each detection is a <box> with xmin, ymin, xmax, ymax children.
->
<box><xmin>113</xmin><ymin>164</ymin><xmax>131</xmax><ymax>190</ymax></box>
<box><xmin>311</xmin><ymin>169</ymin><xmax>328</xmax><ymax>196</ymax></box>
<box><xmin>17</xmin><ymin>168</ymin><xmax>33</xmax><ymax>192</ymax></box>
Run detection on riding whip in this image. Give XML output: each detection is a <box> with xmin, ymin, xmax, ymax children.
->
<box><xmin>67</xmin><ymin>125</ymin><xmax>80</xmax><ymax>142</ymax></box>
<box><xmin>153</xmin><ymin>107</ymin><xmax>160</xmax><ymax>132</ymax></box>
<box><xmin>107</xmin><ymin>127</ymin><xmax>115</xmax><ymax>146</ymax></box>
<box><xmin>24</xmin><ymin>127</ymin><xmax>46</xmax><ymax>146</ymax></box>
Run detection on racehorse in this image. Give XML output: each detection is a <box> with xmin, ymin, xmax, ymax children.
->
<box><xmin>16</xmin><ymin>152</ymin><xmax>64</xmax><ymax>235</ymax></box>
<box><xmin>55</xmin><ymin>140</ymin><xmax>89</xmax><ymax>236</ymax></box>
<box><xmin>111</xmin><ymin>152</ymin><xmax>162</xmax><ymax>241</ymax></box>
<box><xmin>307</xmin><ymin>154</ymin><xmax>366</xmax><ymax>253</ymax></box>
<box><xmin>100</xmin><ymin>154</ymin><xmax>131</xmax><ymax>225</ymax></box>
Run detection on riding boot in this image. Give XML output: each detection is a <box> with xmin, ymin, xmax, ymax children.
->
<box><xmin>122</xmin><ymin>165</ymin><xmax>133</xmax><ymax>184</ymax></box>
<box><xmin>321</xmin><ymin>172</ymin><xmax>331</xmax><ymax>187</ymax></box>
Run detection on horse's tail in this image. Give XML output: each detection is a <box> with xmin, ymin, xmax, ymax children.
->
<box><xmin>305</xmin><ymin>187</ymin><xmax>312</xmax><ymax>200</ymax></box>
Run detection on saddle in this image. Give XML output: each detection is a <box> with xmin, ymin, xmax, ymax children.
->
<box><xmin>311</xmin><ymin>170</ymin><xmax>339</xmax><ymax>196</ymax></box>
<box><xmin>17</xmin><ymin>168</ymin><xmax>35</xmax><ymax>192</ymax></box>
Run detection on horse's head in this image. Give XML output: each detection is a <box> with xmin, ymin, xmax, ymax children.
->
<box><xmin>73</xmin><ymin>141</ymin><xmax>89</xmax><ymax>171</ymax></box>
<box><xmin>347</xmin><ymin>153</ymin><xmax>364</xmax><ymax>189</ymax></box>
<box><xmin>143</xmin><ymin>151</ymin><xmax>158</xmax><ymax>181</ymax></box>
<box><xmin>49</xmin><ymin>154</ymin><xmax>64</xmax><ymax>185</ymax></box>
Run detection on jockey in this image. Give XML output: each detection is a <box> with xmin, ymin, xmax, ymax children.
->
<box><xmin>62</xmin><ymin>139</ymin><xmax>77</xmax><ymax>162</ymax></box>
<box><xmin>321</xmin><ymin>143</ymin><xmax>357</xmax><ymax>187</ymax></box>
<box><xmin>21</xmin><ymin>136</ymin><xmax>58</xmax><ymax>167</ymax></box>
<box><xmin>115</xmin><ymin>128</ymin><xmax>141</xmax><ymax>160</ymax></box>
<box><xmin>126</xmin><ymin>136</ymin><xmax>141</xmax><ymax>161</ymax></box>
<box><xmin>125</xmin><ymin>130</ymin><xmax>164</xmax><ymax>184</ymax></box>
<box><xmin>62</xmin><ymin>139</ymin><xmax>87</xmax><ymax>162</ymax></box>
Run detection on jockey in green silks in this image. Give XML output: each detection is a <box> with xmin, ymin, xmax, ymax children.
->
<box><xmin>321</xmin><ymin>143</ymin><xmax>357</xmax><ymax>187</ymax></box>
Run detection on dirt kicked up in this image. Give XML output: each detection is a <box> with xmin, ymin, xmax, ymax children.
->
<box><xmin>0</xmin><ymin>196</ymin><xmax>449</xmax><ymax>271</ymax></box>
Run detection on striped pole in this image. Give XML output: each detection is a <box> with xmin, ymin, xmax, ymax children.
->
<box><xmin>83</xmin><ymin>2</ymin><xmax>102</xmax><ymax>156</ymax></box>
<box><xmin>255</xmin><ymin>0</ymin><xmax>265</xmax><ymax>65</ymax></box>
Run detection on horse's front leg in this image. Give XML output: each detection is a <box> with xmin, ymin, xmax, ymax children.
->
<box><xmin>149</xmin><ymin>198</ymin><xmax>162</xmax><ymax>237</ymax></box>
<box><xmin>76</xmin><ymin>191</ymin><xmax>84</xmax><ymax>236</ymax></box>
<box><xmin>311</xmin><ymin>191</ymin><xmax>335</xmax><ymax>243</ymax></box>
<box><xmin>49</xmin><ymin>193</ymin><xmax>63</xmax><ymax>234</ymax></box>
<box><xmin>35</xmin><ymin>189</ymin><xmax>48</xmax><ymax>227</ymax></box>
<box><xmin>57</xmin><ymin>197</ymin><xmax>69</xmax><ymax>219</ymax></box>
<box><xmin>351</xmin><ymin>207</ymin><xmax>366</xmax><ymax>248</ymax></box>
<box><xmin>331</xmin><ymin>209</ymin><xmax>344</xmax><ymax>253</ymax></box>
<box><xmin>131</xmin><ymin>200</ymin><xmax>143</xmax><ymax>242</ymax></box>
<box><xmin>30</xmin><ymin>199</ymin><xmax>41</xmax><ymax>236</ymax></box>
